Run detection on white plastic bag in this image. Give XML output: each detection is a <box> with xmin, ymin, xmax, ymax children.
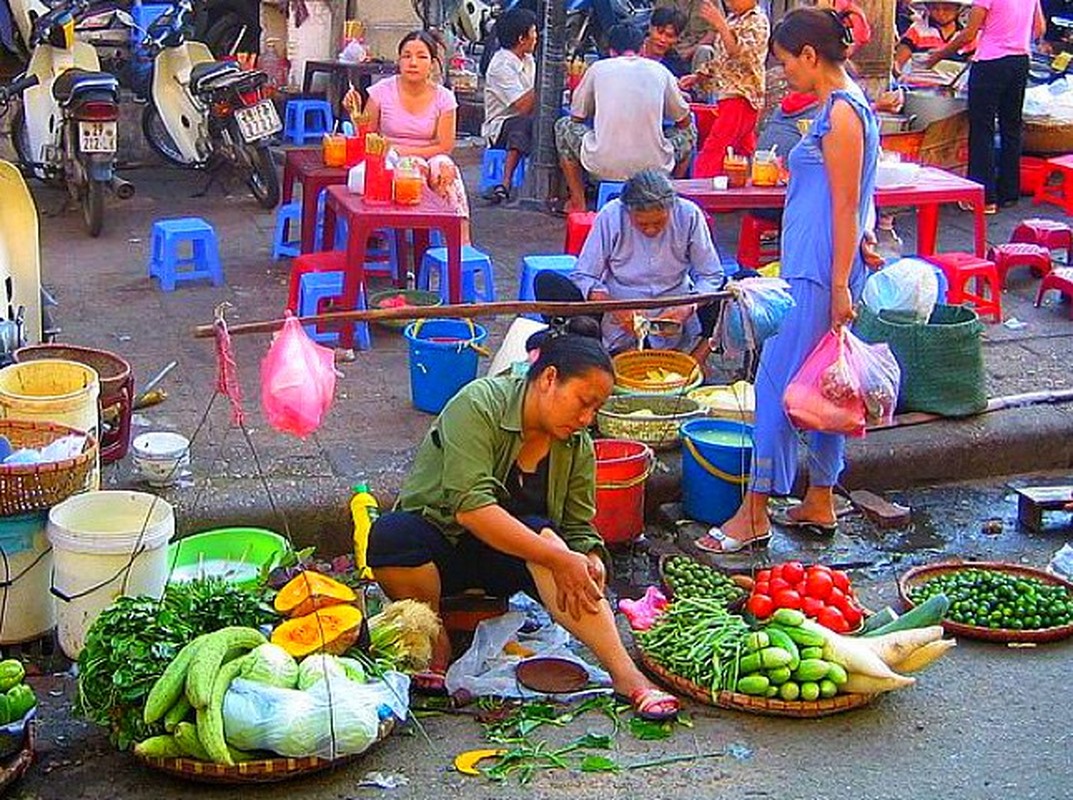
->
<box><xmin>715</xmin><ymin>277</ymin><xmax>796</xmax><ymax>357</ymax></box>
<box><xmin>861</xmin><ymin>258</ymin><xmax>939</xmax><ymax>322</ymax></box>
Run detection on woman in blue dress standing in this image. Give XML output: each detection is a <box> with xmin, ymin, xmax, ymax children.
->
<box><xmin>697</xmin><ymin>7</ymin><xmax>880</xmax><ymax>553</ymax></box>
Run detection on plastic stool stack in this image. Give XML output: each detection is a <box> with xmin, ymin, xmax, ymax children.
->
<box><xmin>148</xmin><ymin>217</ymin><xmax>223</xmax><ymax>291</ymax></box>
<box><xmin>925</xmin><ymin>252</ymin><xmax>1002</xmax><ymax>322</ymax></box>
<box><xmin>272</xmin><ymin>201</ymin><xmax>301</xmax><ymax>260</ymax></box>
<box><xmin>1010</xmin><ymin>218</ymin><xmax>1073</xmax><ymax>263</ymax></box>
<box><xmin>986</xmin><ymin>243</ymin><xmax>1052</xmax><ymax>287</ymax></box>
<box><xmin>418</xmin><ymin>246</ymin><xmax>496</xmax><ymax>303</ymax></box>
<box><xmin>479</xmin><ymin>149</ymin><xmax>528</xmax><ymax>194</ymax></box>
<box><xmin>283</xmin><ymin>99</ymin><xmax>334</xmax><ymax>145</ymax></box>
<box><xmin>518</xmin><ymin>254</ymin><xmax>577</xmax><ymax>320</ymax></box>
<box><xmin>737</xmin><ymin>213</ymin><xmax>781</xmax><ymax>269</ymax></box>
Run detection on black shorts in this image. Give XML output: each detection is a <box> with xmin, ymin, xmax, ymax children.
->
<box><xmin>367</xmin><ymin>511</ymin><xmax>544</xmax><ymax>599</ymax></box>
<box><xmin>493</xmin><ymin>114</ymin><xmax>534</xmax><ymax>156</ymax></box>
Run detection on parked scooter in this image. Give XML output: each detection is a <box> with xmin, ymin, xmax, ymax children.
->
<box><xmin>135</xmin><ymin>0</ymin><xmax>280</xmax><ymax>208</ymax></box>
<box><xmin>1</xmin><ymin>0</ymin><xmax>132</xmax><ymax>237</ymax></box>
<box><xmin>0</xmin><ymin>160</ymin><xmax>47</xmax><ymax>356</ymax></box>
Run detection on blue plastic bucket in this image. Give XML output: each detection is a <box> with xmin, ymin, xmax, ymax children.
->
<box><xmin>404</xmin><ymin>318</ymin><xmax>489</xmax><ymax>414</ymax></box>
<box><xmin>680</xmin><ymin>418</ymin><xmax>754</xmax><ymax>525</ymax></box>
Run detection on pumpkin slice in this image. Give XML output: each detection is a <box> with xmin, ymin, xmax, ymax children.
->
<box><xmin>271</xmin><ymin>605</ymin><xmax>365</xmax><ymax>658</ymax></box>
<box><xmin>273</xmin><ymin>571</ymin><xmax>357</xmax><ymax>618</ymax></box>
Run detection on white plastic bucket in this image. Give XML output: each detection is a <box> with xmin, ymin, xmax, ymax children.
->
<box><xmin>0</xmin><ymin>359</ymin><xmax>101</xmax><ymax>489</ymax></box>
<box><xmin>0</xmin><ymin>512</ymin><xmax>54</xmax><ymax>644</ymax></box>
<box><xmin>47</xmin><ymin>491</ymin><xmax>174</xmax><ymax>659</ymax></box>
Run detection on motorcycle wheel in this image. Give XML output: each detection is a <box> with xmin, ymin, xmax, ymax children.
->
<box><xmin>245</xmin><ymin>142</ymin><xmax>280</xmax><ymax>209</ymax></box>
<box><xmin>10</xmin><ymin>105</ymin><xmax>31</xmax><ymax>168</ymax></box>
<box><xmin>141</xmin><ymin>104</ymin><xmax>190</xmax><ymax>167</ymax></box>
<box><xmin>82</xmin><ymin>179</ymin><xmax>105</xmax><ymax>237</ymax></box>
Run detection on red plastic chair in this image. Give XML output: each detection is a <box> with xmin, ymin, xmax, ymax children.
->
<box><xmin>1034</xmin><ymin>267</ymin><xmax>1073</xmax><ymax>319</ymax></box>
<box><xmin>1010</xmin><ymin>218</ymin><xmax>1073</xmax><ymax>263</ymax></box>
<box><xmin>925</xmin><ymin>252</ymin><xmax>1003</xmax><ymax>323</ymax></box>
<box><xmin>736</xmin><ymin>213</ymin><xmax>780</xmax><ymax>269</ymax></box>
<box><xmin>986</xmin><ymin>243</ymin><xmax>1052</xmax><ymax>287</ymax></box>
<box><xmin>564</xmin><ymin>211</ymin><xmax>597</xmax><ymax>256</ymax></box>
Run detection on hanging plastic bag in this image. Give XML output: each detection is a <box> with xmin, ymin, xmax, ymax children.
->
<box><xmin>783</xmin><ymin>328</ymin><xmax>867</xmax><ymax>436</ymax></box>
<box><xmin>260</xmin><ymin>313</ymin><xmax>337</xmax><ymax>438</ymax></box>
<box><xmin>715</xmin><ymin>277</ymin><xmax>796</xmax><ymax>356</ymax></box>
<box><xmin>861</xmin><ymin>257</ymin><xmax>939</xmax><ymax>322</ymax></box>
<box><xmin>843</xmin><ymin>333</ymin><xmax>901</xmax><ymax>427</ymax></box>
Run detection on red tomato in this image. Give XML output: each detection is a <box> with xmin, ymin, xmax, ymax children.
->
<box><xmin>802</xmin><ymin>596</ymin><xmax>825</xmax><ymax>618</ymax></box>
<box><xmin>805</xmin><ymin>570</ymin><xmax>834</xmax><ymax>600</ymax></box>
<box><xmin>842</xmin><ymin>601</ymin><xmax>864</xmax><ymax>628</ymax></box>
<box><xmin>817</xmin><ymin>605</ymin><xmax>848</xmax><ymax>633</ymax></box>
<box><xmin>807</xmin><ymin>563</ymin><xmax>832</xmax><ymax>576</ymax></box>
<box><xmin>770</xmin><ymin>564</ymin><xmax>785</xmax><ymax>581</ymax></box>
<box><xmin>827</xmin><ymin>586</ymin><xmax>846</xmax><ymax>608</ymax></box>
<box><xmin>754</xmin><ymin>580</ymin><xmax>771</xmax><ymax>597</ymax></box>
<box><xmin>773</xmin><ymin>589</ymin><xmax>803</xmax><ymax>610</ymax></box>
<box><xmin>782</xmin><ymin>561</ymin><xmax>805</xmax><ymax>584</ymax></box>
<box><xmin>769</xmin><ymin>577</ymin><xmax>791</xmax><ymax>594</ymax></box>
<box><xmin>831</xmin><ymin>570</ymin><xmax>851</xmax><ymax>593</ymax></box>
<box><xmin>746</xmin><ymin>594</ymin><xmax>774</xmax><ymax>619</ymax></box>
<box><xmin>756</xmin><ymin>569</ymin><xmax>772</xmax><ymax>583</ymax></box>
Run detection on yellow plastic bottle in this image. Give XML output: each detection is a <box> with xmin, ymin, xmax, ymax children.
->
<box><xmin>351</xmin><ymin>482</ymin><xmax>379</xmax><ymax>580</ymax></box>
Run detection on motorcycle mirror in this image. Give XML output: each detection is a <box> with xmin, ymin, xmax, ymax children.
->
<box><xmin>113</xmin><ymin>9</ymin><xmax>135</xmax><ymax>27</ymax></box>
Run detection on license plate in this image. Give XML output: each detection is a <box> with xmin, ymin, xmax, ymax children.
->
<box><xmin>79</xmin><ymin>121</ymin><xmax>116</xmax><ymax>153</ymax></box>
<box><xmin>234</xmin><ymin>100</ymin><xmax>282</xmax><ymax>142</ymax></box>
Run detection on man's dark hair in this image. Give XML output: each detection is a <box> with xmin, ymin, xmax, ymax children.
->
<box><xmin>649</xmin><ymin>6</ymin><xmax>686</xmax><ymax>34</ymax></box>
<box><xmin>607</xmin><ymin>22</ymin><xmax>645</xmax><ymax>55</ymax></box>
<box><xmin>497</xmin><ymin>8</ymin><xmax>538</xmax><ymax>50</ymax></box>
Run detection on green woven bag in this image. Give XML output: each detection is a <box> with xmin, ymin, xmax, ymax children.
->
<box><xmin>853</xmin><ymin>304</ymin><xmax>987</xmax><ymax>417</ymax></box>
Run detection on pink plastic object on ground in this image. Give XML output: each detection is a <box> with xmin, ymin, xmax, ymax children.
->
<box><xmin>260</xmin><ymin>313</ymin><xmax>337</xmax><ymax>438</ymax></box>
<box><xmin>617</xmin><ymin>586</ymin><xmax>670</xmax><ymax>631</ymax></box>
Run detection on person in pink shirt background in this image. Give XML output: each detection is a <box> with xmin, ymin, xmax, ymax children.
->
<box><xmin>926</xmin><ymin>0</ymin><xmax>1046</xmax><ymax>212</ymax></box>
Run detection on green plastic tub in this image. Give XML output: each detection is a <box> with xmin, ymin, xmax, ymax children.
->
<box><xmin>166</xmin><ymin>527</ymin><xmax>290</xmax><ymax>589</ymax></box>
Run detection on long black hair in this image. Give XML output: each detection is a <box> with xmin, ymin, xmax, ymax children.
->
<box><xmin>398</xmin><ymin>29</ymin><xmax>444</xmax><ymax>65</ymax></box>
<box><xmin>771</xmin><ymin>7</ymin><xmax>852</xmax><ymax>63</ymax></box>
<box><xmin>526</xmin><ymin>317</ymin><xmax>613</xmax><ymax>384</ymax></box>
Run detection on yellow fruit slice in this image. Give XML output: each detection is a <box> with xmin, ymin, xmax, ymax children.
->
<box><xmin>454</xmin><ymin>748</ymin><xmax>508</xmax><ymax>776</ymax></box>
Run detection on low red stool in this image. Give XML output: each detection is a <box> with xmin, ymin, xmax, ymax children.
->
<box><xmin>925</xmin><ymin>252</ymin><xmax>1003</xmax><ymax>322</ymax></box>
<box><xmin>986</xmin><ymin>242</ymin><xmax>1052</xmax><ymax>287</ymax></box>
<box><xmin>564</xmin><ymin>211</ymin><xmax>597</xmax><ymax>256</ymax></box>
<box><xmin>736</xmin><ymin>213</ymin><xmax>781</xmax><ymax>269</ymax></box>
<box><xmin>1021</xmin><ymin>155</ymin><xmax>1048</xmax><ymax>197</ymax></box>
<box><xmin>1010</xmin><ymin>218</ymin><xmax>1073</xmax><ymax>263</ymax></box>
<box><xmin>287</xmin><ymin>250</ymin><xmax>347</xmax><ymax>312</ymax></box>
<box><xmin>1033</xmin><ymin>155</ymin><xmax>1073</xmax><ymax>215</ymax></box>
<box><xmin>1034</xmin><ymin>267</ymin><xmax>1073</xmax><ymax>319</ymax></box>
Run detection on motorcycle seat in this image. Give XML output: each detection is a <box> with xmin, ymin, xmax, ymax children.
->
<box><xmin>52</xmin><ymin>69</ymin><xmax>119</xmax><ymax>104</ymax></box>
<box><xmin>190</xmin><ymin>61</ymin><xmax>242</xmax><ymax>94</ymax></box>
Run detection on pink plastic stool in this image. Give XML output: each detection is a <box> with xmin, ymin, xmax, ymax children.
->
<box><xmin>1034</xmin><ymin>267</ymin><xmax>1073</xmax><ymax>319</ymax></box>
<box><xmin>925</xmin><ymin>252</ymin><xmax>1003</xmax><ymax>323</ymax></box>
<box><xmin>1010</xmin><ymin>218</ymin><xmax>1073</xmax><ymax>263</ymax></box>
<box><xmin>986</xmin><ymin>242</ymin><xmax>1052</xmax><ymax>287</ymax></box>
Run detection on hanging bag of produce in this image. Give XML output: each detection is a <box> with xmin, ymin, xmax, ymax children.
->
<box><xmin>782</xmin><ymin>328</ymin><xmax>867</xmax><ymax>436</ymax></box>
<box><xmin>260</xmin><ymin>313</ymin><xmax>338</xmax><ymax>438</ymax></box>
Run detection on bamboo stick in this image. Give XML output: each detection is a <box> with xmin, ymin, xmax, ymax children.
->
<box><xmin>192</xmin><ymin>292</ymin><xmax>733</xmax><ymax>338</ymax></box>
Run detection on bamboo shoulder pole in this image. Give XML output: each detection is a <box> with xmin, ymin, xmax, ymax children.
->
<box><xmin>192</xmin><ymin>292</ymin><xmax>732</xmax><ymax>339</ymax></box>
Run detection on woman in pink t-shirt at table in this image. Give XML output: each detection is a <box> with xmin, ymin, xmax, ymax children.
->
<box><xmin>344</xmin><ymin>30</ymin><xmax>471</xmax><ymax>241</ymax></box>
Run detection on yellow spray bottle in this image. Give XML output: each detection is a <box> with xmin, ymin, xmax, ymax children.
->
<box><xmin>351</xmin><ymin>482</ymin><xmax>378</xmax><ymax>580</ymax></box>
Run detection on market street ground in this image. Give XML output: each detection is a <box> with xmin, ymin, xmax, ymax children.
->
<box><xmin>6</xmin><ymin>145</ymin><xmax>1073</xmax><ymax>798</ymax></box>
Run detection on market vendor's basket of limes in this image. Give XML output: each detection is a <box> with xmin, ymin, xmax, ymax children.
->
<box><xmin>612</xmin><ymin>350</ymin><xmax>702</xmax><ymax>395</ymax></box>
<box><xmin>899</xmin><ymin>561</ymin><xmax>1073</xmax><ymax>644</ymax></box>
<box><xmin>634</xmin><ymin>557</ymin><xmax>957</xmax><ymax>717</ymax></box>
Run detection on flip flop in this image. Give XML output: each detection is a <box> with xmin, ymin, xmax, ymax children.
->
<box><xmin>618</xmin><ymin>687</ymin><xmax>680</xmax><ymax>722</ymax></box>
<box><xmin>769</xmin><ymin>507</ymin><xmax>837</xmax><ymax>537</ymax></box>
<box><xmin>694</xmin><ymin>528</ymin><xmax>771</xmax><ymax>554</ymax></box>
<box><xmin>411</xmin><ymin>670</ymin><xmax>448</xmax><ymax>696</ymax></box>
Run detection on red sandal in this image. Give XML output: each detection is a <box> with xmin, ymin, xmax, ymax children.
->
<box><xmin>625</xmin><ymin>687</ymin><xmax>680</xmax><ymax>721</ymax></box>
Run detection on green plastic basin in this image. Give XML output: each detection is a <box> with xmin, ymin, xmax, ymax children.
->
<box><xmin>166</xmin><ymin>527</ymin><xmax>290</xmax><ymax>589</ymax></box>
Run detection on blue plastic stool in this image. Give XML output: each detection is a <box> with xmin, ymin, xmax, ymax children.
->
<box><xmin>297</xmin><ymin>270</ymin><xmax>371</xmax><ymax>349</ymax></box>
<box><xmin>596</xmin><ymin>181</ymin><xmax>625</xmax><ymax>209</ymax></box>
<box><xmin>283</xmin><ymin>99</ymin><xmax>334</xmax><ymax>145</ymax></box>
<box><xmin>518</xmin><ymin>254</ymin><xmax>577</xmax><ymax>320</ymax></box>
<box><xmin>479</xmin><ymin>148</ymin><xmax>528</xmax><ymax>194</ymax></box>
<box><xmin>148</xmin><ymin>217</ymin><xmax>223</xmax><ymax>291</ymax></box>
<box><xmin>272</xmin><ymin>201</ymin><xmax>301</xmax><ymax>260</ymax></box>
<box><xmin>931</xmin><ymin>262</ymin><xmax>949</xmax><ymax>303</ymax></box>
<box><xmin>418</xmin><ymin>245</ymin><xmax>496</xmax><ymax>303</ymax></box>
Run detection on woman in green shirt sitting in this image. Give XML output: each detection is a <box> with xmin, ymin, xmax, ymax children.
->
<box><xmin>368</xmin><ymin>320</ymin><xmax>680</xmax><ymax>721</ymax></box>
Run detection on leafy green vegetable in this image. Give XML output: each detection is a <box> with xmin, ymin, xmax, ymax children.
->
<box><xmin>242</xmin><ymin>644</ymin><xmax>298</xmax><ymax>689</ymax></box>
<box><xmin>580</xmin><ymin>755</ymin><xmax>620</xmax><ymax>773</ymax></box>
<box><xmin>76</xmin><ymin>578</ymin><xmax>274</xmax><ymax>750</ymax></box>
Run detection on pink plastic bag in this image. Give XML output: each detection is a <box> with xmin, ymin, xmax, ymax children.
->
<box><xmin>783</xmin><ymin>328</ymin><xmax>902</xmax><ymax>436</ymax></box>
<box><xmin>260</xmin><ymin>314</ymin><xmax>337</xmax><ymax>438</ymax></box>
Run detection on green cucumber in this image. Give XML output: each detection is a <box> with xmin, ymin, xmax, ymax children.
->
<box><xmin>777</xmin><ymin>624</ymin><xmax>826</xmax><ymax>648</ymax></box>
<box><xmin>793</xmin><ymin>659</ymin><xmax>831</xmax><ymax>683</ymax></box>
<box><xmin>863</xmin><ymin>594</ymin><xmax>950</xmax><ymax>638</ymax></box>
<box><xmin>765</xmin><ymin>685</ymin><xmax>780</xmax><ymax>698</ymax></box>
<box><xmin>738</xmin><ymin>652</ymin><xmax>763</xmax><ymax>675</ymax></box>
<box><xmin>758</xmin><ymin>646</ymin><xmax>793</xmax><ymax>670</ymax></box>
<box><xmin>778</xmin><ymin>681</ymin><xmax>800</xmax><ymax>701</ymax></box>
<box><xmin>198</xmin><ymin>652</ymin><xmax>254</xmax><ymax>765</ymax></box>
<box><xmin>144</xmin><ymin>638</ymin><xmax>204</xmax><ymax>724</ymax></box>
<box><xmin>858</xmin><ymin>606</ymin><xmax>899</xmax><ymax>634</ymax></box>
<box><xmin>766</xmin><ymin>666</ymin><xmax>792</xmax><ymax>685</ymax></box>
<box><xmin>745</xmin><ymin>631</ymin><xmax>770</xmax><ymax>652</ymax></box>
<box><xmin>163</xmin><ymin>696</ymin><xmax>192</xmax><ymax>733</ymax></box>
<box><xmin>737</xmin><ymin>674</ymin><xmax>770</xmax><ymax>696</ymax></box>
<box><xmin>186</xmin><ymin>627</ymin><xmax>265</xmax><ymax>710</ymax></box>
<box><xmin>800</xmin><ymin>646</ymin><xmax>824</xmax><ymax>660</ymax></box>
<box><xmin>818</xmin><ymin>679</ymin><xmax>838</xmax><ymax>698</ymax></box>
<box><xmin>174</xmin><ymin>721</ymin><xmax>211</xmax><ymax>761</ymax></box>
<box><xmin>799</xmin><ymin>681</ymin><xmax>821</xmax><ymax>701</ymax></box>
<box><xmin>134</xmin><ymin>735</ymin><xmax>183</xmax><ymax>759</ymax></box>
<box><xmin>763</xmin><ymin>626</ymin><xmax>800</xmax><ymax>670</ymax></box>
<box><xmin>771</xmin><ymin>608</ymin><xmax>806</xmax><ymax>627</ymax></box>
<box><xmin>826</xmin><ymin>663</ymin><xmax>848</xmax><ymax>686</ymax></box>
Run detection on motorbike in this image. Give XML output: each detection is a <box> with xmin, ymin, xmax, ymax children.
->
<box><xmin>1</xmin><ymin>0</ymin><xmax>132</xmax><ymax>237</ymax></box>
<box><xmin>0</xmin><ymin>159</ymin><xmax>50</xmax><ymax>357</ymax></box>
<box><xmin>135</xmin><ymin>0</ymin><xmax>280</xmax><ymax>208</ymax></box>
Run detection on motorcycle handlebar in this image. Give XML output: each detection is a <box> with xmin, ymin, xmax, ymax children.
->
<box><xmin>0</xmin><ymin>74</ymin><xmax>41</xmax><ymax>101</ymax></box>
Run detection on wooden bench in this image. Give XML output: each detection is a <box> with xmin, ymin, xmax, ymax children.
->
<box><xmin>1015</xmin><ymin>485</ymin><xmax>1073</xmax><ymax>532</ymax></box>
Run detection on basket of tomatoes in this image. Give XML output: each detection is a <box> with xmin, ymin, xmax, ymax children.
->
<box><xmin>744</xmin><ymin>561</ymin><xmax>867</xmax><ymax>633</ymax></box>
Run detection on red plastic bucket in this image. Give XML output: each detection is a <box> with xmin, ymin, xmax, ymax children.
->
<box><xmin>592</xmin><ymin>439</ymin><xmax>653</xmax><ymax>546</ymax></box>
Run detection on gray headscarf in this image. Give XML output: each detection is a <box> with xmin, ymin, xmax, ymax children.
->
<box><xmin>619</xmin><ymin>169</ymin><xmax>677</xmax><ymax>212</ymax></box>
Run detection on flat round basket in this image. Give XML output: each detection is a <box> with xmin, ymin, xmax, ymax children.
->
<box><xmin>639</xmin><ymin>652</ymin><xmax>874</xmax><ymax>718</ymax></box>
<box><xmin>367</xmin><ymin>289</ymin><xmax>442</xmax><ymax>331</ymax></box>
<box><xmin>0</xmin><ymin>722</ymin><xmax>34</xmax><ymax>795</ymax></box>
<box><xmin>1023</xmin><ymin>117</ymin><xmax>1073</xmax><ymax>156</ymax></box>
<box><xmin>596</xmin><ymin>394</ymin><xmax>703</xmax><ymax>450</ymax></box>
<box><xmin>656</xmin><ymin>553</ymin><xmax>753</xmax><ymax>604</ymax></box>
<box><xmin>898</xmin><ymin>561</ymin><xmax>1073</xmax><ymax>644</ymax></box>
<box><xmin>135</xmin><ymin>719</ymin><xmax>395</xmax><ymax>785</ymax></box>
<box><xmin>613</xmin><ymin>350</ymin><xmax>701</xmax><ymax>395</ymax></box>
<box><xmin>0</xmin><ymin>420</ymin><xmax>97</xmax><ymax>515</ymax></box>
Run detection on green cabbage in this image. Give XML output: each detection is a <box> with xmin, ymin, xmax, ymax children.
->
<box><xmin>241</xmin><ymin>644</ymin><xmax>299</xmax><ymax>688</ymax></box>
<box><xmin>296</xmin><ymin>654</ymin><xmax>348</xmax><ymax>689</ymax></box>
<box><xmin>336</xmin><ymin>657</ymin><xmax>366</xmax><ymax>683</ymax></box>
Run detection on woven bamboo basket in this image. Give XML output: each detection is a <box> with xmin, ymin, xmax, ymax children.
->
<box><xmin>612</xmin><ymin>350</ymin><xmax>702</xmax><ymax>394</ymax></box>
<box><xmin>899</xmin><ymin>561</ymin><xmax>1073</xmax><ymax>644</ymax></box>
<box><xmin>639</xmin><ymin>652</ymin><xmax>875</xmax><ymax>717</ymax></box>
<box><xmin>1023</xmin><ymin>117</ymin><xmax>1073</xmax><ymax>156</ymax></box>
<box><xmin>0</xmin><ymin>721</ymin><xmax>33</xmax><ymax>795</ymax></box>
<box><xmin>596</xmin><ymin>395</ymin><xmax>703</xmax><ymax>450</ymax></box>
<box><xmin>136</xmin><ymin>718</ymin><xmax>395</xmax><ymax>784</ymax></box>
<box><xmin>0</xmin><ymin>420</ymin><xmax>97</xmax><ymax>515</ymax></box>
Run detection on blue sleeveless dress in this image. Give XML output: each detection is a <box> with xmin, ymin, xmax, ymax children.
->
<box><xmin>749</xmin><ymin>84</ymin><xmax>879</xmax><ymax>496</ymax></box>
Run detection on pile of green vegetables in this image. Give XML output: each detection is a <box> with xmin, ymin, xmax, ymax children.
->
<box><xmin>909</xmin><ymin>568</ymin><xmax>1073</xmax><ymax>630</ymax></box>
<box><xmin>661</xmin><ymin>556</ymin><xmax>746</xmax><ymax>605</ymax></box>
<box><xmin>77</xmin><ymin>577</ymin><xmax>274</xmax><ymax>750</ymax></box>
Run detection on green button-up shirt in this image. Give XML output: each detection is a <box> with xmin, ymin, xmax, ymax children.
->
<box><xmin>396</xmin><ymin>375</ymin><xmax>607</xmax><ymax>559</ymax></box>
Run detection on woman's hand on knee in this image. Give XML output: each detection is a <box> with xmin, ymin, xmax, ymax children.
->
<box><xmin>549</xmin><ymin>548</ymin><xmax>603</xmax><ymax>621</ymax></box>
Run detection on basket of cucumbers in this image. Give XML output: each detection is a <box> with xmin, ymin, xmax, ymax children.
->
<box><xmin>658</xmin><ymin>554</ymin><xmax>750</xmax><ymax>608</ymax></box>
<box><xmin>899</xmin><ymin>561</ymin><xmax>1073</xmax><ymax>644</ymax></box>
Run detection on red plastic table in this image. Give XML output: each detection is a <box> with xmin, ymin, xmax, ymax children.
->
<box><xmin>323</xmin><ymin>183</ymin><xmax>466</xmax><ymax>349</ymax></box>
<box><xmin>674</xmin><ymin>166</ymin><xmax>987</xmax><ymax>257</ymax></box>
<box><xmin>281</xmin><ymin>148</ymin><xmax>350</xmax><ymax>254</ymax></box>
